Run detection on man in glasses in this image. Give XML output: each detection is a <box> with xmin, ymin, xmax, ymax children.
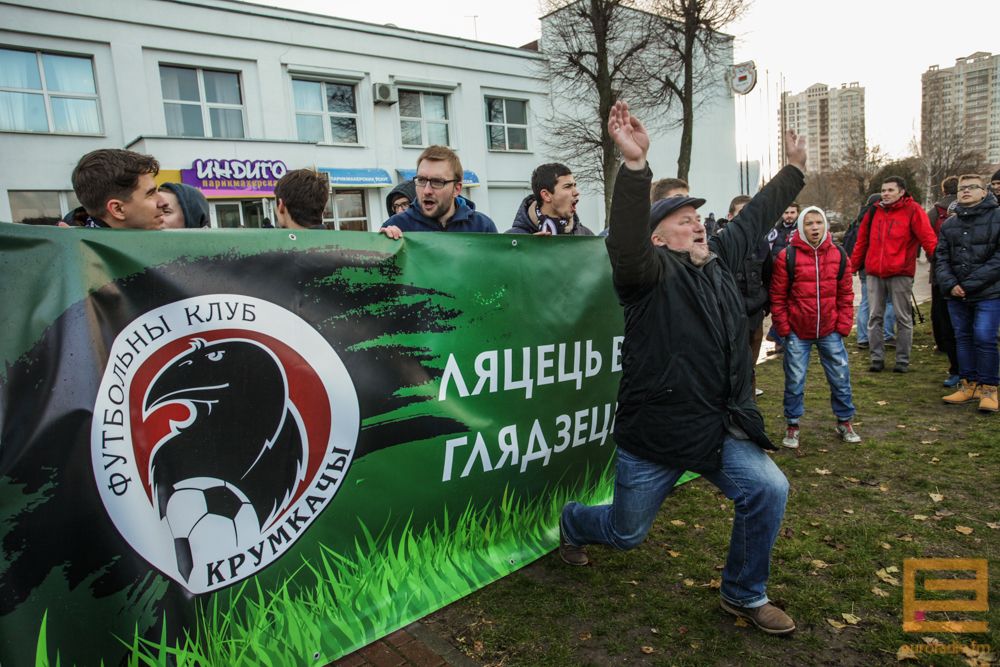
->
<box><xmin>990</xmin><ymin>169</ymin><xmax>1000</xmax><ymax>200</ymax></box>
<box><xmin>849</xmin><ymin>176</ymin><xmax>937</xmax><ymax>374</ymax></box>
<box><xmin>380</xmin><ymin>145</ymin><xmax>497</xmax><ymax>238</ymax></box>
<box><xmin>384</xmin><ymin>180</ymin><xmax>416</xmax><ymax>218</ymax></box>
<box><xmin>937</xmin><ymin>173</ymin><xmax>1000</xmax><ymax>411</ymax></box>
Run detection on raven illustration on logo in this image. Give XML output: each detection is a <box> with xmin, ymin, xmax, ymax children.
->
<box><xmin>144</xmin><ymin>337</ymin><xmax>306</xmax><ymax>580</ymax></box>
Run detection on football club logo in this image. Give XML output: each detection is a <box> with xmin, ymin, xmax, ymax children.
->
<box><xmin>92</xmin><ymin>295</ymin><xmax>359</xmax><ymax>594</ymax></box>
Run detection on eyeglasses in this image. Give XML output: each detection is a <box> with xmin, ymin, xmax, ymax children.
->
<box><xmin>958</xmin><ymin>184</ymin><xmax>984</xmax><ymax>192</ymax></box>
<box><xmin>392</xmin><ymin>201</ymin><xmax>409</xmax><ymax>213</ymax></box>
<box><xmin>414</xmin><ymin>176</ymin><xmax>458</xmax><ymax>190</ymax></box>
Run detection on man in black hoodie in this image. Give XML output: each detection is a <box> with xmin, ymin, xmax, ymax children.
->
<box><xmin>507</xmin><ymin>163</ymin><xmax>593</xmax><ymax>236</ymax></box>
<box><xmin>559</xmin><ymin>101</ymin><xmax>806</xmax><ymax>636</ymax></box>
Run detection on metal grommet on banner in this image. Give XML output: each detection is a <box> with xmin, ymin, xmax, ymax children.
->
<box><xmin>511</xmin><ymin>239</ymin><xmax>518</xmax><ymax>247</ymax></box>
<box><xmin>288</xmin><ymin>233</ymin><xmax>297</xmax><ymax>241</ymax></box>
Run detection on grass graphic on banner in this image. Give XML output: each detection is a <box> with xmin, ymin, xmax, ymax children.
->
<box><xmin>31</xmin><ymin>460</ymin><xmax>650</xmax><ymax>665</ymax></box>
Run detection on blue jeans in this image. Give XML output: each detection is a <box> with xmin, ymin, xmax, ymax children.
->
<box><xmin>856</xmin><ymin>270</ymin><xmax>896</xmax><ymax>343</ymax></box>
<box><xmin>947</xmin><ymin>298</ymin><xmax>1000</xmax><ymax>386</ymax></box>
<box><xmin>782</xmin><ymin>332</ymin><xmax>855</xmax><ymax>422</ymax></box>
<box><xmin>562</xmin><ymin>439</ymin><xmax>789</xmax><ymax>608</ymax></box>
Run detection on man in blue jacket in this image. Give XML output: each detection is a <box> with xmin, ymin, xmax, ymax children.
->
<box><xmin>380</xmin><ymin>145</ymin><xmax>497</xmax><ymax>237</ymax></box>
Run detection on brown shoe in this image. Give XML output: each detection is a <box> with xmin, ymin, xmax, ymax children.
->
<box><xmin>720</xmin><ymin>599</ymin><xmax>796</xmax><ymax>635</ymax></box>
<box><xmin>558</xmin><ymin>518</ymin><xmax>589</xmax><ymax>566</ymax></box>
<box><xmin>943</xmin><ymin>379</ymin><xmax>978</xmax><ymax>404</ymax></box>
<box><xmin>978</xmin><ymin>385</ymin><xmax>998</xmax><ymax>412</ymax></box>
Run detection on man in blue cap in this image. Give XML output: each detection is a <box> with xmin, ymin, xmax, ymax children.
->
<box><xmin>559</xmin><ymin>100</ymin><xmax>807</xmax><ymax>636</ymax></box>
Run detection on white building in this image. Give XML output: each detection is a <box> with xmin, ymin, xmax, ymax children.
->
<box><xmin>922</xmin><ymin>51</ymin><xmax>1000</xmax><ymax>167</ymax></box>
<box><xmin>780</xmin><ymin>83</ymin><xmax>865</xmax><ymax>172</ymax></box>
<box><xmin>1</xmin><ymin>0</ymin><xmax>738</xmax><ymax>229</ymax></box>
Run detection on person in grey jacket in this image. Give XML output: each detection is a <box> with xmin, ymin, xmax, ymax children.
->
<box><xmin>559</xmin><ymin>101</ymin><xmax>807</xmax><ymax>636</ymax></box>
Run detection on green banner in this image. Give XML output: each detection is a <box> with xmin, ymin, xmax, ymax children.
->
<box><xmin>0</xmin><ymin>225</ymin><xmax>691</xmax><ymax>665</ymax></box>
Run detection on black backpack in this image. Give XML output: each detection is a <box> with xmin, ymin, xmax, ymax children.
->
<box><xmin>785</xmin><ymin>244</ymin><xmax>847</xmax><ymax>294</ymax></box>
<box><xmin>841</xmin><ymin>202</ymin><xmax>877</xmax><ymax>261</ymax></box>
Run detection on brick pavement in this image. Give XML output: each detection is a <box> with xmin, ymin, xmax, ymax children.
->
<box><xmin>328</xmin><ymin>622</ymin><xmax>479</xmax><ymax>667</ymax></box>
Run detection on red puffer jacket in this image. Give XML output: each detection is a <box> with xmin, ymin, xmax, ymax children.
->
<box><xmin>771</xmin><ymin>232</ymin><xmax>854</xmax><ymax>340</ymax></box>
<box><xmin>848</xmin><ymin>195</ymin><xmax>937</xmax><ymax>278</ymax></box>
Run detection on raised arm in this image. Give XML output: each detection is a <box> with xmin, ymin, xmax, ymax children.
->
<box><xmin>711</xmin><ymin>130</ymin><xmax>806</xmax><ymax>270</ymax></box>
<box><xmin>604</xmin><ymin>101</ymin><xmax>661</xmax><ymax>296</ymax></box>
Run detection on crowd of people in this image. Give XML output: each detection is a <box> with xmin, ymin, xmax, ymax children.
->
<box><xmin>27</xmin><ymin>109</ymin><xmax>999</xmax><ymax>638</ymax></box>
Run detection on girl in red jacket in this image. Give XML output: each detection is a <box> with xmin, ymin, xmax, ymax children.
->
<box><xmin>770</xmin><ymin>206</ymin><xmax>860</xmax><ymax>448</ymax></box>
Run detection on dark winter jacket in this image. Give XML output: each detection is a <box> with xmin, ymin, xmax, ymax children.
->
<box><xmin>927</xmin><ymin>194</ymin><xmax>957</xmax><ymax>284</ymax></box>
<box><xmin>733</xmin><ymin>237</ymin><xmax>772</xmax><ymax>317</ymax></box>
<box><xmin>605</xmin><ymin>161</ymin><xmax>804</xmax><ymax>472</ymax></box>
<box><xmin>934</xmin><ymin>193</ymin><xmax>1000</xmax><ymax>302</ymax></box>
<box><xmin>770</xmin><ymin>208</ymin><xmax>854</xmax><ymax>340</ymax></box>
<box><xmin>506</xmin><ymin>195</ymin><xmax>594</xmax><ymax>235</ymax></box>
<box><xmin>381</xmin><ymin>196</ymin><xmax>497</xmax><ymax>233</ymax></box>
<box><xmin>849</xmin><ymin>194</ymin><xmax>937</xmax><ymax>278</ymax></box>
<box><xmin>766</xmin><ymin>221</ymin><xmax>797</xmax><ymax>258</ymax></box>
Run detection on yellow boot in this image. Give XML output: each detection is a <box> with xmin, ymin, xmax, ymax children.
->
<box><xmin>978</xmin><ymin>385</ymin><xmax>998</xmax><ymax>412</ymax></box>
<box><xmin>943</xmin><ymin>379</ymin><xmax>978</xmax><ymax>404</ymax></box>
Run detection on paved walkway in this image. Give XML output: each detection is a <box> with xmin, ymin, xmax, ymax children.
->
<box><xmin>329</xmin><ymin>622</ymin><xmax>479</xmax><ymax>667</ymax></box>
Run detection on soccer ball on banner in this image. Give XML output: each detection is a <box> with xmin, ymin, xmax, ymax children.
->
<box><xmin>164</xmin><ymin>477</ymin><xmax>261</xmax><ymax>581</ymax></box>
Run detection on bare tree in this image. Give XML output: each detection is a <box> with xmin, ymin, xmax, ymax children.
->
<box><xmin>538</xmin><ymin>0</ymin><xmax>746</xmax><ymax>220</ymax></box>
<box><xmin>917</xmin><ymin>114</ymin><xmax>987</xmax><ymax>203</ymax></box>
<box><xmin>539</xmin><ymin>0</ymin><xmax>671</xmax><ymax>219</ymax></box>
<box><xmin>836</xmin><ymin>141</ymin><xmax>889</xmax><ymax>209</ymax></box>
<box><xmin>647</xmin><ymin>0</ymin><xmax>747</xmax><ymax>181</ymax></box>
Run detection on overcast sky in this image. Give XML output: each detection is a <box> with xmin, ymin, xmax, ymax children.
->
<box><xmin>264</xmin><ymin>0</ymin><xmax>996</xmax><ymax>165</ymax></box>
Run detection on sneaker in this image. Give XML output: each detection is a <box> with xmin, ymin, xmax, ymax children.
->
<box><xmin>836</xmin><ymin>421</ymin><xmax>861</xmax><ymax>443</ymax></box>
<box><xmin>893</xmin><ymin>363</ymin><xmax>909</xmax><ymax>374</ymax></box>
<box><xmin>720</xmin><ymin>599</ymin><xmax>796</xmax><ymax>635</ymax></box>
<box><xmin>781</xmin><ymin>425</ymin><xmax>800</xmax><ymax>449</ymax></box>
<box><xmin>869</xmin><ymin>359</ymin><xmax>884</xmax><ymax>372</ymax></box>
<box><xmin>857</xmin><ymin>341</ymin><xmax>869</xmax><ymax>349</ymax></box>
<box><xmin>978</xmin><ymin>385</ymin><xmax>998</xmax><ymax>413</ymax></box>
<box><xmin>943</xmin><ymin>379</ymin><xmax>978</xmax><ymax>404</ymax></box>
<box><xmin>558</xmin><ymin>514</ymin><xmax>589</xmax><ymax>566</ymax></box>
<box><xmin>755</xmin><ymin>388</ymin><xmax>764</xmax><ymax>396</ymax></box>
<box><xmin>943</xmin><ymin>374</ymin><xmax>961</xmax><ymax>388</ymax></box>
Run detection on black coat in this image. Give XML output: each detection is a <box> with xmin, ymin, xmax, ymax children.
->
<box><xmin>506</xmin><ymin>195</ymin><xmax>594</xmax><ymax>235</ymax></box>
<box><xmin>935</xmin><ymin>193</ymin><xmax>1000</xmax><ymax>302</ymax></box>
<box><xmin>605</xmin><ymin>162</ymin><xmax>804</xmax><ymax>472</ymax></box>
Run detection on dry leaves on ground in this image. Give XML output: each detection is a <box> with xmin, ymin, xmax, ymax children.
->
<box><xmin>929</xmin><ymin>493</ymin><xmax>944</xmax><ymax>502</ymax></box>
<box><xmin>876</xmin><ymin>568</ymin><xmax>901</xmax><ymax>586</ymax></box>
<box><xmin>814</xmin><ymin>468</ymin><xmax>832</xmax><ymax>476</ymax></box>
<box><xmin>956</xmin><ymin>525</ymin><xmax>974</xmax><ymax>535</ymax></box>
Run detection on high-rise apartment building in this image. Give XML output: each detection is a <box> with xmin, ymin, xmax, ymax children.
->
<box><xmin>921</xmin><ymin>51</ymin><xmax>1000</xmax><ymax>170</ymax></box>
<box><xmin>779</xmin><ymin>83</ymin><xmax>865</xmax><ymax>171</ymax></box>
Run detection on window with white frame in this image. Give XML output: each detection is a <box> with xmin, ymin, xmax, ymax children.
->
<box><xmin>159</xmin><ymin>65</ymin><xmax>245</xmax><ymax>138</ymax></box>
<box><xmin>398</xmin><ymin>90</ymin><xmax>449</xmax><ymax>147</ymax></box>
<box><xmin>8</xmin><ymin>190</ymin><xmax>80</xmax><ymax>222</ymax></box>
<box><xmin>0</xmin><ymin>48</ymin><xmax>101</xmax><ymax>134</ymax></box>
<box><xmin>485</xmin><ymin>97</ymin><xmax>528</xmax><ymax>151</ymax></box>
<box><xmin>323</xmin><ymin>190</ymin><xmax>368</xmax><ymax>231</ymax></box>
<box><xmin>292</xmin><ymin>79</ymin><xmax>359</xmax><ymax>144</ymax></box>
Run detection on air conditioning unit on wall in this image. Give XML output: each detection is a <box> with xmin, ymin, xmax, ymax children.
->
<box><xmin>373</xmin><ymin>82</ymin><xmax>398</xmax><ymax>105</ymax></box>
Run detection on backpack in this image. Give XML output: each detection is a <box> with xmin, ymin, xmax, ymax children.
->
<box><xmin>785</xmin><ymin>244</ymin><xmax>847</xmax><ymax>295</ymax></box>
<box><xmin>841</xmin><ymin>202</ymin><xmax>877</xmax><ymax>260</ymax></box>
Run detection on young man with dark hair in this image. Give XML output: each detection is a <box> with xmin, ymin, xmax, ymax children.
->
<box><xmin>727</xmin><ymin>193</ymin><xmax>771</xmax><ymax>394</ymax></box>
<box><xmin>70</xmin><ymin>149</ymin><xmax>166</xmax><ymax>229</ymax></box>
<box><xmin>273</xmin><ymin>169</ymin><xmax>330</xmax><ymax>230</ymax></box>
<box><xmin>380</xmin><ymin>145</ymin><xmax>497</xmax><ymax>237</ymax></box>
<box><xmin>508</xmin><ymin>163</ymin><xmax>591</xmax><ymax>235</ymax></box>
<box><xmin>850</xmin><ymin>176</ymin><xmax>937</xmax><ymax>373</ymax></box>
<box><xmin>937</xmin><ymin>173</ymin><xmax>1000</xmax><ymax>412</ymax></box>
<box><xmin>928</xmin><ymin>176</ymin><xmax>960</xmax><ymax>387</ymax></box>
<box><xmin>560</xmin><ymin>100</ymin><xmax>806</xmax><ymax>636</ymax></box>
<box><xmin>990</xmin><ymin>169</ymin><xmax>1000</xmax><ymax>200</ymax></box>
